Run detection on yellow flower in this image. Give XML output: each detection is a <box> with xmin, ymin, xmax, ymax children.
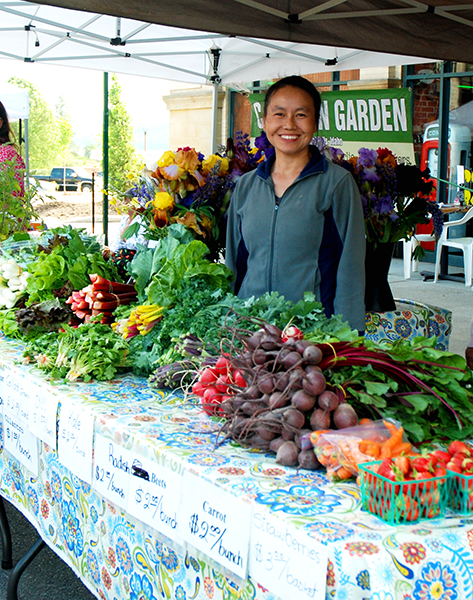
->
<box><xmin>157</xmin><ymin>151</ymin><xmax>176</xmax><ymax>167</ymax></box>
<box><xmin>126</xmin><ymin>172</ymin><xmax>135</xmax><ymax>180</ymax></box>
<box><xmin>153</xmin><ymin>191</ymin><xmax>175</xmax><ymax>210</ymax></box>
<box><xmin>202</xmin><ymin>155</ymin><xmax>229</xmax><ymax>175</ymax></box>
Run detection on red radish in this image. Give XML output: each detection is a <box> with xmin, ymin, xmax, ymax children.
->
<box><xmin>215</xmin><ymin>355</ymin><xmax>230</xmax><ymax>376</ymax></box>
<box><xmin>281</xmin><ymin>325</ymin><xmax>304</xmax><ymax>342</ymax></box>
<box><xmin>192</xmin><ymin>381</ymin><xmax>206</xmax><ymax>397</ymax></box>
<box><xmin>199</xmin><ymin>368</ymin><xmax>218</xmax><ymax>385</ymax></box>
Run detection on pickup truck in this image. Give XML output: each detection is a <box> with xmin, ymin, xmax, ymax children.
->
<box><xmin>35</xmin><ymin>167</ymin><xmax>95</xmax><ymax>192</ymax></box>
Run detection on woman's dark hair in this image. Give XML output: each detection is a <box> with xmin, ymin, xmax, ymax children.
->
<box><xmin>263</xmin><ymin>75</ymin><xmax>321</xmax><ymax>123</ymax></box>
<box><xmin>0</xmin><ymin>101</ymin><xmax>13</xmax><ymax>145</ymax></box>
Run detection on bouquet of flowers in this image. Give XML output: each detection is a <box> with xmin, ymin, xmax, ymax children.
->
<box><xmin>325</xmin><ymin>145</ymin><xmax>443</xmax><ymax>249</ymax></box>
<box><xmin>114</xmin><ymin>132</ymin><xmax>267</xmax><ymax>259</ymax></box>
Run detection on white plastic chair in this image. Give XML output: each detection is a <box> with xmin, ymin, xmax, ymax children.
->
<box><xmin>434</xmin><ymin>206</ymin><xmax>473</xmax><ymax>286</ymax></box>
<box><xmin>403</xmin><ymin>234</ymin><xmax>436</xmax><ymax>279</ymax></box>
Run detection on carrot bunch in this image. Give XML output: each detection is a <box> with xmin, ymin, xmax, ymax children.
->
<box><xmin>66</xmin><ymin>274</ymin><xmax>137</xmax><ymax>325</ymax></box>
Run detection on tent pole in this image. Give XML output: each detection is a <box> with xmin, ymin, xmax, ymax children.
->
<box><xmin>437</xmin><ymin>62</ymin><xmax>451</xmax><ymax>205</ymax></box>
<box><xmin>24</xmin><ymin>119</ymin><xmax>30</xmax><ymax>186</ymax></box>
<box><xmin>103</xmin><ymin>72</ymin><xmax>109</xmax><ymax>246</ymax></box>
<box><xmin>210</xmin><ymin>81</ymin><xmax>219</xmax><ymax>154</ymax></box>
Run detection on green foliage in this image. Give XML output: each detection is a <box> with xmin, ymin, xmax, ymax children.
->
<box><xmin>0</xmin><ymin>159</ymin><xmax>41</xmax><ymax>240</ymax></box>
<box><xmin>25</xmin><ymin>228</ymin><xmax>121</xmax><ymax>304</ymax></box>
<box><xmin>55</xmin><ymin>96</ymin><xmax>74</xmax><ymax>166</ymax></box>
<box><xmin>8</xmin><ymin>77</ymin><xmax>61</xmax><ymax>172</ymax></box>
<box><xmin>108</xmin><ymin>74</ymin><xmax>140</xmax><ymax>193</ymax></box>
<box><xmin>23</xmin><ymin>323</ymin><xmax>131</xmax><ymax>382</ymax></box>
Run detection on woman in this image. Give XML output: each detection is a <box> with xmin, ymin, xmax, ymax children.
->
<box><xmin>225</xmin><ymin>75</ymin><xmax>366</xmax><ymax>332</ymax></box>
<box><xmin>0</xmin><ymin>101</ymin><xmax>26</xmax><ymax>196</ymax></box>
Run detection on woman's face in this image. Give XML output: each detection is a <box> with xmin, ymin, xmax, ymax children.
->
<box><xmin>263</xmin><ymin>86</ymin><xmax>317</xmax><ymax>159</ymax></box>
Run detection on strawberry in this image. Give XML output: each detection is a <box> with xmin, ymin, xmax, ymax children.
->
<box><xmin>448</xmin><ymin>440</ymin><xmax>472</xmax><ymax>456</ymax></box>
<box><xmin>393</xmin><ymin>456</ymin><xmax>411</xmax><ymax>477</ymax></box>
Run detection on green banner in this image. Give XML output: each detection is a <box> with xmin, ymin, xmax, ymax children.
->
<box><xmin>318</xmin><ymin>88</ymin><xmax>412</xmax><ymax>143</ymax></box>
<box><xmin>249</xmin><ymin>88</ymin><xmax>414</xmax><ymax>160</ymax></box>
<box><xmin>249</xmin><ymin>93</ymin><xmax>266</xmax><ymax>137</ymax></box>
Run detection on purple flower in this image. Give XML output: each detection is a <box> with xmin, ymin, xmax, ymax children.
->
<box><xmin>362</xmin><ymin>166</ymin><xmax>380</xmax><ymax>183</ymax></box>
<box><xmin>358</xmin><ymin>148</ymin><xmax>378</xmax><ymax>168</ymax></box>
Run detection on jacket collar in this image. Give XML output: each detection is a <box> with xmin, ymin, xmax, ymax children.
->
<box><xmin>257</xmin><ymin>145</ymin><xmax>326</xmax><ymax>181</ymax></box>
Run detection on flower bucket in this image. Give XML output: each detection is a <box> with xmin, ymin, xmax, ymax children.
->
<box><xmin>364</xmin><ymin>298</ymin><xmax>452</xmax><ymax>350</ymax></box>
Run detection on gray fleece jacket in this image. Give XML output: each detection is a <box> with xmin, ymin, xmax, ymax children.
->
<box><xmin>225</xmin><ymin>148</ymin><xmax>366</xmax><ymax>331</ymax></box>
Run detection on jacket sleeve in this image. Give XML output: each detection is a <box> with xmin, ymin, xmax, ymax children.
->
<box><xmin>331</xmin><ymin>171</ymin><xmax>366</xmax><ymax>332</ymax></box>
<box><xmin>225</xmin><ymin>179</ymin><xmax>243</xmax><ymax>292</ymax></box>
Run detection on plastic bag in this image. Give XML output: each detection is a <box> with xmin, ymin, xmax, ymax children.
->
<box><xmin>307</xmin><ymin>419</ymin><xmax>410</xmax><ymax>482</ymax></box>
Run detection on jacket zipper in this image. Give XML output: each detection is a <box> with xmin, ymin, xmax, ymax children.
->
<box><xmin>267</xmin><ymin>195</ymin><xmax>280</xmax><ymax>292</ymax></box>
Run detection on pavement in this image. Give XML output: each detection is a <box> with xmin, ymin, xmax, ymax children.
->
<box><xmin>0</xmin><ymin>243</ymin><xmax>471</xmax><ymax>599</ymax></box>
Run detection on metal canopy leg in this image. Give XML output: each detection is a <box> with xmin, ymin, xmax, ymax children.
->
<box><xmin>6</xmin><ymin>537</ymin><xmax>46</xmax><ymax>600</ymax></box>
<box><xmin>0</xmin><ymin>496</ymin><xmax>12</xmax><ymax>570</ymax></box>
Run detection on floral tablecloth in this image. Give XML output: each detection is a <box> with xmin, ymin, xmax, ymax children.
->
<box><xmin>0</xmin><ymin>334</ymin><xmax>472</xmax><ymax>600</ymax></box>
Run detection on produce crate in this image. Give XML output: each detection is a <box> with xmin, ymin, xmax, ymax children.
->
<box><xmin>447</xmin><ymin>469</ymin><xmax>473</xmax><ymax>515</ymax></box>
<box><xmin>359</xmin><ymin>461</ymin><xmax>449</xmax><ymax>525</ymax></box>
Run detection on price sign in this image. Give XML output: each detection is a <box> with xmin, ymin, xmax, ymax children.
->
<box><xmin>93</xmin><ymin>434</ymin><xmax>132</xmax><ymax>510</ymax></box>
<box><xmin>0</xmin><ymin>370</ymin><xmax>5</xmax><ymax>413</ymax></box>
<box><xmin>27</xmin><ymin>383</ymin><xmax>58</xmax><ymax>449</ymax></box>
<box><xmin>178</xmin><ymin>470</ymin><xmax>252</xmax><ymax>579</ymax></box>
<box><xmin>3</xmin><ymin>411</ymin><xmax>38</xmax><ymax>476</ymax></box>
<box><xmin>3</xmin><ymin>369</ymin><xmax>31</xmax><ymax>423</ymax></box>
<box><xmin>127</xmin><ymin>454</ymin><xmax>183</xmax><ymax>544</ymax></box>
<box><xmin>249</xmin><ymin>508</ymin><xmax>327</xmax><ymax>600</ymax></box>
<box><xmin>57</xmin><ymin>401</ymin><xmax>94</xmax><ymax>484</ymax></box>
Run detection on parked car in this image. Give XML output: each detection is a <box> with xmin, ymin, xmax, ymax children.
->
<box><xmin>35</xmin><ymin>167</ymin><xmax>95</xmax><ymax>192</ymax></box>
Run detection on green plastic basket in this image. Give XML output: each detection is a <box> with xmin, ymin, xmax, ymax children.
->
<box><xmin>447</xmin><ymin>469</ymin><xmax>473</xmax><ymax>515</ymax></box>
<box><xmin>359</xmin><ymin>461</ymin><xmax>449</xmax><ymax>525</ymax></box>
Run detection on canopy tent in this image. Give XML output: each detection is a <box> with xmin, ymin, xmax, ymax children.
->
<box><xmin>28</xmin><ymin>0</ymin><xmax>473</xmax><ymax>65</ymax></box>
<box><xmin>0</xmin><ymin>2</ymin><xmax>432</xmax><ymax>88</ymax></box>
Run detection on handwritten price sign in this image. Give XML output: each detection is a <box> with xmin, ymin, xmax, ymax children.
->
<box><xmin>28</xmin><ymin>383</ymin><xmax>58</xmax><ymax>449</ymax></box>
<box><xmin>3</xmin><ymin>369</ymin><xmax>31</xmax><ymax>423</ymax></box>
<box><xmin>58</xmin><ymin>401</ymin><xmax>94</xmax><ymax>484</ymax></box>
<box><xmin>127</xmin><ymin>454</ymin><xmax>183</xmax><ymax>544</ymax></box>
<box><xmin>178</xmin><ymin>471</ymin><xmax>252</xmax><ymax>579</ymax></box>
<box><xmin>3</xmin><ymin>411</ymin><xmax>38</xmax><ymax>475</ymax></box>
<box><xmin>249</xmin><ymin>508</ymin><xmax>327</xmax><ymax>600</ymax></box>
<box><xmin>93</xmin><ymin>434</ymin><xmax>131</xmax><ymax>510</ymax></box>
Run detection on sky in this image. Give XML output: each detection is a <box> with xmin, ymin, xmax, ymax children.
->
<box><xmin>0</xmin><ymin>58</ymin><xmax>186</xmax><ymax>156</ymax></box>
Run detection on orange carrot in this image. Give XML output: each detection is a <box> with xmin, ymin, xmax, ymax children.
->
<box><xmin>358</xmin><ymin>418</ymin><xmax>372</xmax><ymax>426</ymax></box>
<box><xmin>380</xmin><ymin>426</ymin><xmax>405</xmax><ymax>459</ymax></box>
<box><xmin>358</xmin><ymin>439</ymin><xmax>381</xmax><ymax>459</ymax></box>
<box><xmin>390</xmin><ymin>442</ymin><xmax>413</xmax><ymax>457</ymax></box>
<box><xmin>336</xmin><ymin>466</ymin><xmax>353</xmax><ymax>480</ymax></box>
<box><xmin>383</xmin><ymin>420</ymin><xmax>399</xmax><ymax>437</ymax></box>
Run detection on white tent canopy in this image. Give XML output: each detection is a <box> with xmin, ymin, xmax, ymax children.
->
<box><xmin>0</xmin><ymin>1</ymin><xmax>432</xmax><ymax>88</ymax></box>
<box><xmin>0</xmin><ymin>82</ymin><xmax>29</xmax><ymax>120</ymax></box>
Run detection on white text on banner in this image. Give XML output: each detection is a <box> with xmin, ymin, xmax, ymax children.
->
<box><xmin>3</xmin><ymin>411</ymin><xmax>38</xmax><ymax>476</ymax></box>
<box><xmin>249</xmin><ymin>508</ymin><xmax>328</xmax><ymax>600</ymax></box>
<box><xmin>28</xmin><ymin>383</ymin><xmax>58</xmax><ymax>450</ymax></box>
<box><xmin>178</xmin><ymin>470</ymin><xmax>252</xmax><ymax>579</ymax></box>
<box><xmin>93</xmin><ymin>434</ymin><xmax>132</xmax><ymax>511</ymax></box>
<box><xmin>128</xmin><ymin>454</ymin><xmax>183</xmax><ymax>545</ymax></box>
<box><xmin>58</xmin><ymin>401</ymin><xmax>94</xmax><ymax>484</ymax></box>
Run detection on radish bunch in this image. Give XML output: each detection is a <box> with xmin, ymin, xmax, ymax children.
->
<box><xmin>207</xmin><ymin>320</ymin><xmax>360</xmax><ymax>470</ymax></box>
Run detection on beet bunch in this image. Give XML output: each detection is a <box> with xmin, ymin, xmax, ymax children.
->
<box><xmin>214</xmin><ymin>321</ymin><xmax>359</xmax><ymax>469</ymax></box>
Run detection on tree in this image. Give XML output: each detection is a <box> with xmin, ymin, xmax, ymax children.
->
<box><xmin>55</xmin><ymin>96</ymin><xmax>74</xmax><ymax>166</ymax></box>
<box><xmin>8</xmin><ymin>77</ymin><xmax>60</xmax><ymax>172</ymax></box>
<box><xmin>108</xmin><ymin>74</ymin><xmax>140</xmax><ymax>193</ymax></box>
